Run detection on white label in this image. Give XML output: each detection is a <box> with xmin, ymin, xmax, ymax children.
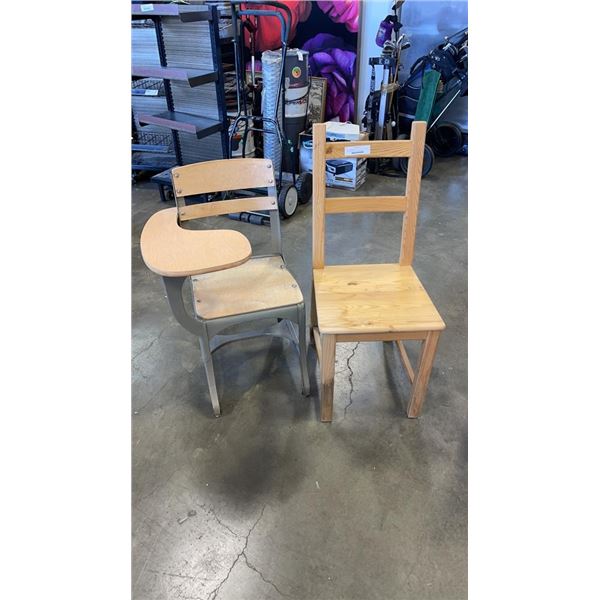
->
<box><xmin>297</xmin><ymin>51</ymin><xmax>303</xmax><ymax>61</ymax></box>
<box><xmin>144</xmin><ymin>89</ymin><xmax>159</xmax><ymax>96</ymax></box>
<box><xmin>140</xmin><ymin>4</ymin><xmax>154</xmax><ymax>12</ymax></box>
<box><xmin>344</xmin><ymin>144</ymin><xmax>370</xmax><ymax>156</ymax></box>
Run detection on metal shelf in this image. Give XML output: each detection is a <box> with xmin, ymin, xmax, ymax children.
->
<box><xmin>131</xmin><ymin>1</ymin><xmax>229</xmax><ymax>170</ymax></box>
<box><xmin>132</xmin><ymin>65</ymin><xmax>218</xmax><ymax>87</ymax></box>
<box><xmin>138</xmin><ymin>111</ymin><xmax>223</xmax><ymax>139</ymax></box>
<box><xmin>132</xmin><ymin>151</ymin><xmax>177</xmax><ymax>172</ymax></box>
<box><xmin>131</xmin><ymin>4</ymin><xmax>212</xmax><ymax>22</ymax></box>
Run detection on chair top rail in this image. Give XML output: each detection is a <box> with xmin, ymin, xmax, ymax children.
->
<box><xmin>172</xmin><ymin>158</ymin><xmax>275</xmax><ymax>198</ymax></box>
<box><xmin>324</xmin><ymin>139</ymin><xmax>413</xmax><ymax>159</ymax></box>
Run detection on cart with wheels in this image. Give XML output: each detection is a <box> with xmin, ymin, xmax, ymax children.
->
<box><xmin>227</xmin><ymin>0</ymin><xmax>312</xmax><ymax>223</ymax></box>
<box><xmin>395</xmin><ymin>27</ymin><xmax>468</xmax><ymax>174</ymax></box>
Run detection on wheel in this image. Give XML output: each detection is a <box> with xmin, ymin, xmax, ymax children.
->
<box><xmin>397</xmin><ymin>143</ymin><xmax>435</xmax><ymax>178</ymax></box>
<box><xmin>277</xmin><ymin>184</ymin><xmax>298</xmax><ymax>219</ymax></box>
<box><xmin>367</xmin><ymin>158</ymin><xmax>379</xmax><ymax>174</ymax></box>
<box><xmin>430</xmin><ymin>121</ymin><xmax>464</xmax><ymax>157</ymax></box>
<box><xmin>391</xmin><ymin>133</ymin><xmax>409</xmax><ymax>171</ymax></box>
<box><xmin>295</xmin><ymin>172</ymin><xmax>312</xmax><ymax>204</ymax></box>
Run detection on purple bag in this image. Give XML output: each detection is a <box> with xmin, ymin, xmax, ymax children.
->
<box><xmin>376</xmin><ymin>18</ymin><xmax>394</xmax><ymax>47</ymax></box>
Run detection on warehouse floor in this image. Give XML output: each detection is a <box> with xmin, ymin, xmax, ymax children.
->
<box><xmin>132</xmin><ymin>156</ymin><xmax>467</xmax><ymax>600</ymax></box>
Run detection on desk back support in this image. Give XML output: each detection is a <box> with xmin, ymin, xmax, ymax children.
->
<box><xmin>171</xmin><ymin>158</ymin><xmax>282</xmax><ymax>256</ymax></box>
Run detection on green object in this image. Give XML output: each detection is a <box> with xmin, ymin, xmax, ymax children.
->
<box><xmin>414</xmin><ymin>69</ymin><xmax>441</xmax><ymax>123</ymax></box>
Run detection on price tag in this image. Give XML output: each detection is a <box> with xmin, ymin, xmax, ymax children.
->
<box><xmin>345</xmin><ymin>145</ymin><xmax>371</xmax><ymax>156</ymax></box>
<box><xmin>140</xmin><ymin>4</ymin><xmax>154</xmax><ymax>12</ymax></box>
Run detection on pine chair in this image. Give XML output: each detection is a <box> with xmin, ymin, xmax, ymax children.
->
<box><xmin>311</xmin><ymin>121</ymin><xmax>445</xmax><ymax>422</ymax></box>
<box><xmin>140</xmin><ymin>158</ymin><xmax>310</xmax><ymax>417</ymax></box>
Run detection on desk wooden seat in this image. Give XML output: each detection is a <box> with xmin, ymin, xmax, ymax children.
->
<box><xmin>314</xmin><ymin>264</ymin><xmax>445</xmax><ymax>334</ymax></box>
<box><xmin>192</xmin><ymin>255</ymin><xmax>303</xmax><ymax>320</ymax></box>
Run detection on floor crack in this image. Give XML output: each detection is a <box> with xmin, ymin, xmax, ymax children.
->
<box><xmin>207</xmin><ymin>505</ymin><xmax>267</xmax><ymax>600</ymax></box>
<box><xmin>207</xmin><ymin>505</ymin><xmax>240</xmax><ymax>538</ymax></box>
<box><xmin>146</xmin><ymin>569</ymin><xmax>195</xmax><ymax>580</ymax></box>
<box><xmin>243</xmin><ymin>552</ymin><xmax>291</xmax><ymax>598</ymax></box>
<box><xmin>342</xmin><ymin>343</ymin><xmax>360</xmax><ymax>419</ymax></box>
<box><xmin>132</xmin><ymin>323</ymin><xmax>172</xmax><ymax>362</ymax></box>
<box><xmin>134</xmin><ymin>373</ymin><xmax>175</xmax><ymax>413</ymax></box>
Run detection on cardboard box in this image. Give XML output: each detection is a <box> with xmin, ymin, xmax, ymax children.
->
<box><xmin>298</xmin><ymin>123</ymin><xmax>367</xmax><ymax>191</ymax></box>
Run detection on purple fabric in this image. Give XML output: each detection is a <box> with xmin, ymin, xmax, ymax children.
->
<box><xmin>302</xmin><ymin>33</ymin><xmax>356</xmax><ymax>122</ymax></box>
<box><xmin>317</xmin><ymin>0</ymin><xmax>359</xmax><ymax>33</ymax></box>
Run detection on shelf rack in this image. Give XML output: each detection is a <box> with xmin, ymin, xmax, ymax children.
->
<box><xmin>131</xmin><ymin>1</ymin><xmax>230</xmax><ymax>174</ymax></box>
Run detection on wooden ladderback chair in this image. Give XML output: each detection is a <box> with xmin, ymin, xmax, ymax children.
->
<box><xmin>311</xmin><ymin>122</ymin><xmax>445</xmax><ymax>421</ymax></box>
<box><xmin>141</xmin><ymin>158</ymin><xmax>309</xmax><ymax>417</ymax></box>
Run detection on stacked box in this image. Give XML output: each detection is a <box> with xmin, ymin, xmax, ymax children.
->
<box><xmin>298</xmin><ymin>122</ymin><xmax>367</xmax><ymax>191</ymax></box>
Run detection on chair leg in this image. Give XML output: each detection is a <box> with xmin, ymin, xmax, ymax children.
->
<box><xmin>297</xmin><ymin>304</ymin><xmax>310</xmax><ymax>397</ymax></box>
<box><xmin>309</xmin><ymin>281</ymin><xmax>317</xmax><ymax>345</ymax></box>
<box><xmin>407</xmin><ymin>330</ymin><xmax>441</xmax><ymax>418</ymax></box>
<box><xmin>198</xmin><ymin>324</ymin><xmax>221</xmax><ymax>418</ymax></box>
<box><xmin>320</xmin><ymin>334</ymin><xmax>336</xmax><ymax>422</ymax></box>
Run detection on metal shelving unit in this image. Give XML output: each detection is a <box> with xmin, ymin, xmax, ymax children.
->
<box><xmin>131</xmin><ymin>1</ymin><xmax>231</xmax><ymax>179</ymax></box>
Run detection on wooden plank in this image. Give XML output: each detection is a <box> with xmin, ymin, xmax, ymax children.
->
<box><xmin>140</xmin><ymin>207</ymin><xmax>251</xmax><ymax>278</ymax></box>
<box><xmin>400</xmin><ymin>121</ymin><xmax>427</xmax><ymax>266</ymax></box>
<box><xmin>325</xmin><ymin>195</ymin><xmax>408</xmax><ymax>214</ymax></box>
<box><xmin>312</xmin><ymin>123</ymin><xmax>327</xmax><ymax>269</ymax></box>
<box><xmin>172</xmin><ymin>158</ymin><xmax>275</xmax><ymax>197</ymax></box>
<box><xmin>396</xmin><ymin>340</ymin><xmax>416</xmax><ymax>384</ymax></box>
<box><xmin>407</xmin><ymin>330</ymin><xmax>441</xmax><ymax>418</ymax></box>
<box><xmin>324</xmin><ymin>139</ymin><xmax>412</xmax><ymax>159</ymax></box>
<box><xmin>179</xmin><ymin>196</ymin><xmax>276</xmax><ymax>221</ymax></box>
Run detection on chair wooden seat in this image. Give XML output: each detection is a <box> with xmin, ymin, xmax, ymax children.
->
<box><xmin>313</xmin><ymin>264</ymin><xmax>445</xmax><ymax>334</ymax></box>
<box><xmin>192</xmin><ymin>255</ymin><xmax>304</xmax><ymax>320</ymax></box>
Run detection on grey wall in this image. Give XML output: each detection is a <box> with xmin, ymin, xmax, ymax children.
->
<box><xmin>357</xmin><ymin>0</ymin><xmax>467</xmax><ymax>130</ymax></box>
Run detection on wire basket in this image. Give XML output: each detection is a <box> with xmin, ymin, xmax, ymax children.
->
<box><xmin>134</xmin><ymin>129</ymin><xmax>174</xmax><ymax>152</ymax></box>
<box><xmin>131</xmin><ymin>78</ymin><xmax>165</xmax><ymax>96</ymax></box>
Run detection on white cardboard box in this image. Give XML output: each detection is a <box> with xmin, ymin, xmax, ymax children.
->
<box><xmin>298</xmin><ymin>122</ymin><xmax>367</xmax><ymax>191</ymax></box>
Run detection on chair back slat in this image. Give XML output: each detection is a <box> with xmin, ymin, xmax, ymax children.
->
<box><xmin>324</xmin><ymin>139</ymin><xmax>412</xmax><ymax>159</ymax></box>
<box><xmin>312</xmin><ymin>121</ymin><xmax>427</xmax><ymax>269</ymax></box>
<box><xmin>179</xmin><ymin>196</ymin><xmax>276</xmax><ymax>221</ymax></box>
<box><xmin>325</xmin><ymin>195</ymin><xmax>408</xmax><ymax>214</ymax></box>
<box><xmin>171</xmin><ymin>158</ymin><xmax>275</xmax><ymax>197</ymax></box>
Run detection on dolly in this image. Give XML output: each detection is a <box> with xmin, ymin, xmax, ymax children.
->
<box><xmin>226</xmin><ymin>0</ymin><xmax>312</xmax><ymax>223</ymax></box>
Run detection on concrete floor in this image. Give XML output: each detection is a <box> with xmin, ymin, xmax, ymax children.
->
<box><xmin>132</xmin><ymin>156</ymin><xmax>467</xmax><ymax>600</ymax></box>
